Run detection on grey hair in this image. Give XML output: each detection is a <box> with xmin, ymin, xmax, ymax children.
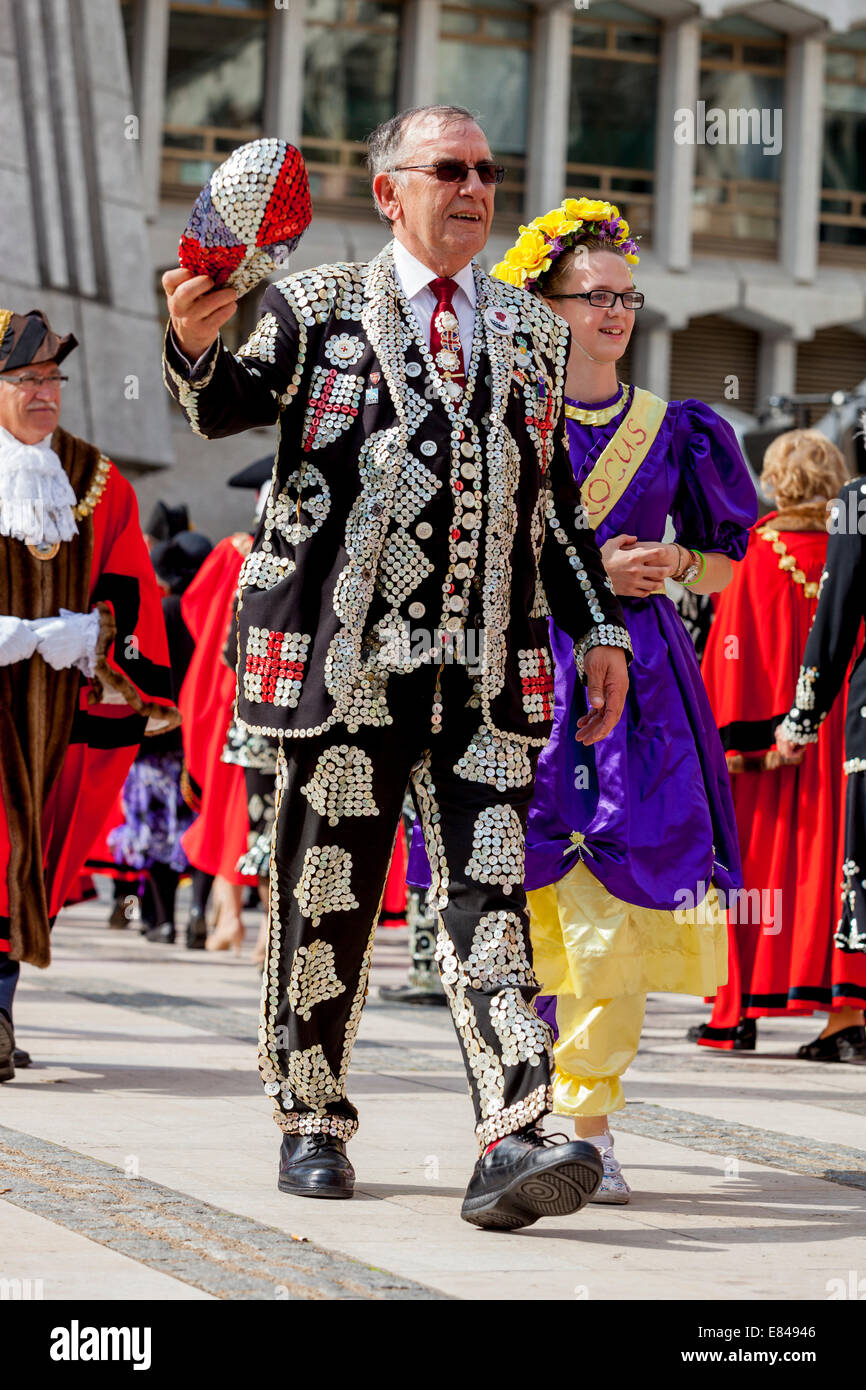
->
<box><xmin>367</xmin><ymin>105</ymin><xmax>479</xmax><ymax>226</ymax></box>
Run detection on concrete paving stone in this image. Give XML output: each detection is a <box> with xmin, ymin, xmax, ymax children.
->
<box><xmin>0</xmin><ymin>1201</ymin><xmax>212</xmax><ymax>1301</ymax></box>
<box><xmin>3</xmin><ymin>894</ymin><xmax>866</xmax><ymax>1300</ymax></box>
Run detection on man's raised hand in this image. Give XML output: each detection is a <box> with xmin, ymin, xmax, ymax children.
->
<box><xmin>162</xmin><ymin>267</ymin><xmax>238</xmax><ymax>362</ymax></box>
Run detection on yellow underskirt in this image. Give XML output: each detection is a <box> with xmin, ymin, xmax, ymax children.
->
<box><xmin>528</xmin><ymin>858</ymin><xmax>728</xmax><ymax>1002</ymax></box>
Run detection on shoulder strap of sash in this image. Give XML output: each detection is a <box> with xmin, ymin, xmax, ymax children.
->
<box><xmin>579</xmin><ymin>387</ymin><xmax>668</xmax><ymax>530</ymax></box>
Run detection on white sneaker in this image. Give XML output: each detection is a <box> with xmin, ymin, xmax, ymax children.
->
<box><xmin>585</xmin><ymin>1134</ymin><xmax>631</xmax><ymax>1204</ymax></box>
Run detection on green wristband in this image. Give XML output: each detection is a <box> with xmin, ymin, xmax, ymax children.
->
<box><xmin>682</xmin><ymin>549</ymin><xmax>707</xmax><ymax>587</ymax></box>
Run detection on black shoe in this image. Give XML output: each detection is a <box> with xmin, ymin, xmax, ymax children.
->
<box><xmin>0</xmin><ymin>1012</ymin><xmax>14</xmax><ymax>1083</ymax></box>
<box><xmin>145</xmin><ymin>922</ymin><xmax>176</xmax><ymax>944</ymax></box>
<box><xmin>12</xmin><ymin>1047</ymin><xmax>30</xmax><ymax>1068</ymax></box>
<box><xmin>461</xmin><ymin>1125</ymin><xmax>603</xmax><ymax>1231</ymax></box>
<box><xmin>797</xmin><ymin>1025</ymin><xmax>866</xmax><ymax>1063</ymax></box>
<box><xmin>277</xmin><ymin>1133</ymin><xmax>355</xmax><ymax>1199</ymax></box>
<box><xmin>185</xmin><ymin>909</ymin><xmax>208</xmax><ymax>951</ymax></box>
<box><xmin>378</xmin><ymin>982</ymin><xmax>448</xmax><ymax>1006</ymax></box>
<box><xmin>687</xmin><ymin>1018</ymin><xmax>757</xmax><ymax>1050</ymax></box>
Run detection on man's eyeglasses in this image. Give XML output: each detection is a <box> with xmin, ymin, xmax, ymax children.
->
<box><xmin>390</xmin><ymin>160</ymin><xmax>506</xmax><ymax>186</ymax></box>
<box><xmin>0</xmin><ymin>372</ymin><xmax>69</xmax><ymax>390</ymax></box>
<box><xmin>548</xmin><ymin>290</ymin><xmax>645</xmax><ymax>310</ymax></box>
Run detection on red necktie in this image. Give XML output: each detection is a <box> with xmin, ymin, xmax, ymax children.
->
<box><xmin>429</xmin><ymin>277</ymin><xmax>465</xmax><ymax>392</ymax></box>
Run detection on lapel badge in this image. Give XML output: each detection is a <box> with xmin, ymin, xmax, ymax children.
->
<box><xmin>484</xmin><ymin>305</ymin><xmax>516</xmax><ymax>335</ymax></box>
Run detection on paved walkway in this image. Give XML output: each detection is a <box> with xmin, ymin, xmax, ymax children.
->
<box><xmin>1</xmin><ymin>888</ymin><xmax>865</xmax><ymax>1301</ymax></box>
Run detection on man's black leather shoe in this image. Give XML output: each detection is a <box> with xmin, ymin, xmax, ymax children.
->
<box><xmin>145</xmin><ymin>922</ymin><xmax>176</xmax><ymax>944</ymax></box>
<box><xmin>185</xmin><ymin>909</ymin><xmax>207</xmax><ymax>950</ymax></box>
<box><xmin>12</xmin><ymin>1047</ymin><xmax>30</xmax><ymax>1068</ymax></box>
<box><xmin>0</xmin><ymin>1011</ymin><xmax>14</xmax><ymax>1083</ymax></box>
<box><xmin>277</xmin><ymin>1132</ymin><xmax>355</xmax><ymax>1199</ymax></box>
<box><xmin>461</xmin><ymin>1126</ymin><xmax>603</xmax><ymax>1231</ymax></box>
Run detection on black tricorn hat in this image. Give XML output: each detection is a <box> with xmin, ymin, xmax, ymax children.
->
<box><xmin>228</xmin><ymin>455</ymin><xmax>273</xmax><ymax>489</ymax></box>
<box><xmin>0</xmin><ymin>308</ymin><xmax>77</xmax><ymax>373</ymax></box>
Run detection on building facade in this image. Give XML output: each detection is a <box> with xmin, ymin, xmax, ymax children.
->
<box><xmin>6</xmin><ymin>0</ymin><xmax>866</xmax><ymax>529</ymax></box>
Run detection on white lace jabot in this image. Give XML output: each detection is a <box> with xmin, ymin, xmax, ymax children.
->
<box><xmin>0</xmin><ymin>426</ymin><xmax>79</xmax><ymax>546</ymax></box>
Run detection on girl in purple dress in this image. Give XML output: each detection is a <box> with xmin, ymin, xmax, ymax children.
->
<box><xmin>492</xmin><ymin>200</ymin><xmax>757</xmax><ymax>1200</ymax></box>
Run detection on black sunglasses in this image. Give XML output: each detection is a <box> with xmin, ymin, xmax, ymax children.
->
<box><xmin>390</xmin><ymin>160</ymin><xmax>506</xmax><ymax>186</ymax></box>
<box><xmin>548</xmin><ymin>290</ymin><xmax>645</xmax><ymax>310</ymax></box>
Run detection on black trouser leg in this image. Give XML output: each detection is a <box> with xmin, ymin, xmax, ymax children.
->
<box><xmin>191</xmin><ymin>869</ymin><xmax>214</xmax><ymax>917</ymax></box>
<box><xmin>149</xmin><ymin>862</ymin><xmax>180</xmax><ymax>928</ymax></box>
<box><xmin>259</xmin><ymin>666</ymin><xmax>553</xmax><ymax>1151</ymax></box>
<box><xmin>260</xmin><ymin>719</ymin><xmax>417</xmax><ymax>1139</ymax></box>
<box><xmin>412</xmin><ymin>700</ymin><xmax>552</xmax><ymax>1151</ymax></box>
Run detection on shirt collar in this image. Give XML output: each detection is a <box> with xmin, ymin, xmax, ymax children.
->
<box><xmin>392</xmin><ymin>239</ymin><xmax>477</xmax><ymax>309</ymax></box>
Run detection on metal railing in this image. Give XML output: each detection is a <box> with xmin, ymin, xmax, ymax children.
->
<box><xmin>819</xmin><ymin>187</ymin><xmax>866</xmax><ymax>262</ymax></box>
<box><xmin>161</xmin><ymin>122</ymin><xmax>262</xmax><ymax>198</ymax></box>
<box><xmin>564</xmin><ymin>163</ymin><xmax>654</xmax><ymax>237</ymax></box>
<box><xmin>692</xmin><ymin>175</ymin><xmax>780</xmax><ymax>250</ymax></box>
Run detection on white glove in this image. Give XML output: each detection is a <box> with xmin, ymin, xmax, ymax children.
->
<box><xmin>0</xmin><ymin>614</ymin><xmax>39</xmax><ymax>665</ymax></box>
<box><xmin>29</xmin><ymin>607</ymin><xmax>101</xmax><ymax>677</ymax></box>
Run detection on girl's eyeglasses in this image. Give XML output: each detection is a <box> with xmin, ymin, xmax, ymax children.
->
<box><xmin>548</xmin><ymin>290</ymin><xmax>644</xmax><ymax>310</ymax></box>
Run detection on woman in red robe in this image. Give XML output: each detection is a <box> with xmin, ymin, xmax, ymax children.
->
<box><xmin>179</xmin><ymin>532</ymin><xmax>259</xmax><ymax>950</ymax></box>
<box><xmin>695</xmin><ymin>429</ymin><xmax>866</xmax><ymax>1050</ymax></box>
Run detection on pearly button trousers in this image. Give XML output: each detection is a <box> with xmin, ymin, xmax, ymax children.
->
<box><xmin>258</xmin><ymin>663</ymin><xmax>555</xmax><ymax>1152</ymax></box>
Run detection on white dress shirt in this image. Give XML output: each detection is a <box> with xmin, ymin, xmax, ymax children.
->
<box><xmin>392</xmin><ymin>239</ymin><xmax>477</xmax><ymax>362</ymax></box>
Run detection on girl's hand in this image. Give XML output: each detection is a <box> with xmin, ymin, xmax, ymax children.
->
<box><xmin>600</xmin><ymin>535</ymin><xmax>678</xmax><ymax>597</ymax></box>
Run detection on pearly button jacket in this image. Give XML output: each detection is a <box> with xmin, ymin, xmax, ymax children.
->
<box><xmin>163</xmin><ymin>242</ymin><xmax>629</xmax><ymax>746</ymax></box>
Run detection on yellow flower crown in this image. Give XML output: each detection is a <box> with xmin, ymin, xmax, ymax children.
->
<box><xmin>491</xmin><ymin>197</ymin><xmax>640</xmax><ymax>289</ymax></box>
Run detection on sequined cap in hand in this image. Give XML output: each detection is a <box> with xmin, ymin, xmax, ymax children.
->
<box><xmin>178</xmin><ymin>138</ymin><xmax>312</xmax><ymax>297</ymax></box>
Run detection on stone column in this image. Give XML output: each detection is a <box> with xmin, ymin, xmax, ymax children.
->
<box><xmin>132</xmin><ymin>0</ymin><xmax>170</xmax><ymax>222</ymax></box>
<box><xmin>756</xmin><ymin>333</ymin><xmax>796</xmax><ymax>408</ymax></box>
<box><xmin>779</xmin><ymin>36</ymin><xmax>824</xmax><ymax>285</ymax></box>
<box><xmin>525</xmin><ymin>1</ymin><xmax>571</xmax><ymax>219</ymax></box>
<box><xmin>399</xmin><ymin>0</ymin><xmax>440</xmax><ymax>109</ymax></box>
<box><xmin>265</xmin><ymin>0</ymin><xmax>306</xmax><ymax>145</ymax></box>
<box><xmin>653</xmin><ymin>18</ymin><xmax>700</xmax><ymax>272</ymax></box>
<box><xmin>632</xmin><ymin>323</ymin><xmax>672</xmax><ymax>400</ymax></box>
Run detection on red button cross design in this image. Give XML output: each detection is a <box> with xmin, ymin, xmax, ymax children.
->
<box><xmin>246</xmin><ymin>631</ymin><xmax>305</xmax><ymax>705</ymax></box>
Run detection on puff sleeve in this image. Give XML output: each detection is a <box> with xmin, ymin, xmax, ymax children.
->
<box><xmin>670</xmin><ymin>400</ymin><xmax>757</xmax><ymax>561</ymax></box>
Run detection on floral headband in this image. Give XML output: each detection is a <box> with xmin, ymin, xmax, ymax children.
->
<box><xmin>491</xmin><ymin>197</ymin><xmax>640</xmax><ymax>290</ymax></box>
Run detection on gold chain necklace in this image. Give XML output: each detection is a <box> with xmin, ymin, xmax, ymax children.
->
<box><xmin>564</xmin><ymin>383</ymin><xmax>626</xmax><ymax>427</ymax></box>
<box><xmin>756</xmin><ymin>524</ymin><xmax>819</xmax><ymax>598</ymax></box>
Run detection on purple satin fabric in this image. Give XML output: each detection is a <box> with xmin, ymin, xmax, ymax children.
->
<box><xmin>407</xmin><ymin>388</ymin><xmax>757</xmax><ymax>912</ymax></box>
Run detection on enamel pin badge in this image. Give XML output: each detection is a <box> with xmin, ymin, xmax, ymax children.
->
<box><xmin>484</xmin><ymin>306</ymin><xmax>516</xmax><ymax>335</ymax></box>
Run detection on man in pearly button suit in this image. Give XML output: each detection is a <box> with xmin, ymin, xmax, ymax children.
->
<box><xmin>163</xmin><ymin>106</ymin><xmax>631</xmax><ymax>1230</ymax></box>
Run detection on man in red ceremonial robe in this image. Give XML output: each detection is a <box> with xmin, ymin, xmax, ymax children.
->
<box><xmin>0</xmin><ymin>309</ymin><xmax>177</xmax><ymax>1079</ymax></box>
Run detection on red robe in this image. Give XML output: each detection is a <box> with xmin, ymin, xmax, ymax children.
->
<box><xmin>699</xmin><ymin>515</ymin><xmax>866</xmax><ymax>1045</ymax></box>
<box><xmin>179</xmin><ymin>534</ymin><xmax>256</xmax><ymax>884</ymax></box>
<box><xmin>0</xmin><ymin>460</ymin><xmax>175</xmax><ymax>963</ymax></box>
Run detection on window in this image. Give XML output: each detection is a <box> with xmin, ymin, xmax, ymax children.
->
<box><xmin>821</xmin><ymin>29</ymin><xmax>866</xmax><ymax>260</ymax></box>
<box><xmin>693</xmin><ymin>16</ymin><xmax>785</xmax><ymax>252</ymax></box>
<box><xmin>119</xmin><ymin>0</ymin><xmax>137</xmax><ymax>89</ymax></box>
<box><xmin>161</xmin><ymin>2</ymin><xmax>269</xmax><ymax>198</ymax></box>
<box><xmin>302</xmin><ymin>0</ymin><xmax>402</xmax><ymax>211</ymax></box>
<box><xmin>566</xmin><ymin>1</ymin><xmax>659</xmax><ymax>239</ymax></box>
<box><xmin>437</xmin><ymin>0</ymin><xmax>531</xmax><ymax>218</ymax></box>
